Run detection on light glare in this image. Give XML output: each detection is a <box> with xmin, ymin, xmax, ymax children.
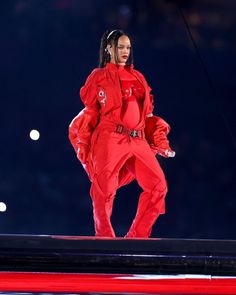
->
<box><xmin>0</xmin><ymin>202</ymin><xmax>7</xmax><ymax>212</ymax></box>
<box><xmin>30</xmin><ymin>129</ymin><xmax>40</xmax><ymax>141</ymax></box>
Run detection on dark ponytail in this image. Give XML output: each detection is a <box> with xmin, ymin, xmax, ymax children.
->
<box><xmin>99</xmin><ymin>30</ymin><xmax>111</xmax><ymax>68</ymax></box>
<box><xmin>98</xmin><ymin>29</ymin><xmax>133</xmax><ymax>68</ymax></box>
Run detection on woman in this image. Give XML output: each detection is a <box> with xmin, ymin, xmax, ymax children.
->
<box><xmin>69</xmin><ymin>29</ymin><xmax>175</xmax><ymax>238</ymax></box>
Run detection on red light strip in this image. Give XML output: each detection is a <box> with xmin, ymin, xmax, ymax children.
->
<box><xmin>0</xmin><ymin>272</ymin><xmax>236</xmax><ymax>294</ymax></box>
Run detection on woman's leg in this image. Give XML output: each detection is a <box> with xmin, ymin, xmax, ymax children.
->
<box><xmin>125</xmin><ymin>143</ymin><xmax>168</xmax><ymax>238</ymax></box>
<box><xmin>90</xmin><ymin>131</ymin><xmax>132</xmax><ymax>237</ymax></box>
<box><xmin>90</xmin><ymin>170</ymin><xmax>119</xmax><ymax>237</ymax></box>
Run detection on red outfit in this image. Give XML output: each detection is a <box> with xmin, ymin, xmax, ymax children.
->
<box><xmin>69</xmin><ymin>62</ymin><xmax>174</xmax><ymax>238</ymax></box>
<box><xmin>119</xmin><ymin>66</ymin><xmax>144</xmax><ymax>128</ymax></box>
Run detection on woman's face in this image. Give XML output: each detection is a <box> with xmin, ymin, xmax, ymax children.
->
<box><xmin>108</xmin><ymin>35</ymin><xmax>131</xmax><ymax>65</ymax></box>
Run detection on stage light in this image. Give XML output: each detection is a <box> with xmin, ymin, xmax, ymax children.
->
<box><xmin>0</xmin><ymin>202</ymin><xmax>7</xmax><ymax>212</ymax></box>
<box><xmin>29</xmin><ymin>129</ymin><xmax>40</xmax><ymax>141</ymax></box>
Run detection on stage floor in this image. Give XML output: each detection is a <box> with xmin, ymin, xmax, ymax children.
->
<box><xmin>0</xmin><ymin>234</ymin><xmax>235</xmax><ymax>294</ymax></box>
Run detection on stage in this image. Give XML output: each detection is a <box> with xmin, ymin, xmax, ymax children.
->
<box><xmin>0</xmin><ymin>234</ymin><xmax>236</xmax><ymax>294</ymax></box>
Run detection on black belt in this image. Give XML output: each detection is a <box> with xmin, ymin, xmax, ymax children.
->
<box><xmin>115</xmin><ymin>125</ymin><xmax>144</xmax><ymax>138</ymax></box>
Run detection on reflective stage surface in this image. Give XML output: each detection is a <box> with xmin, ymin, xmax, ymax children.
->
<box><xmin>0</xmin><ymin>235</ymin><xmax>236</xmax><ymax>294</ymax></box>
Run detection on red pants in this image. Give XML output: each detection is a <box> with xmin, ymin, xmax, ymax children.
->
<box><xmin>90</xmin><ymin>123</ymin><xmax>167</xmax><ymax>238</ymax></box>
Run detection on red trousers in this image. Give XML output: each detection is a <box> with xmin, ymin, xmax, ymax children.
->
<box><xmin>89</xmin><ymin>121</ymin><xmax>167</xmax><ymax>238</ymax></box>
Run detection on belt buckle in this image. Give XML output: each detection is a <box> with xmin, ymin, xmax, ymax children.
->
<box><xmin>130</xmin><ymin>130</ymin><xmax>138</xmax><ymax>138</ymax></box>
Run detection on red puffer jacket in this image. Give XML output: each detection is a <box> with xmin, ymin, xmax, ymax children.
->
<box><xmin>69</xmin><ymin>63</ymin><xmax>174</xmax><ymax>180</ymax></box>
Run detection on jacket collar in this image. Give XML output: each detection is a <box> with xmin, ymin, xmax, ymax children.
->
<box><xmin>105</xmin><ymin>62</ymin><xmax>134</xmax><ymax>72</ymax></box>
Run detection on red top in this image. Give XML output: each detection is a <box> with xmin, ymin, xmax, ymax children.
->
<box><xmin>118</xmin><ymin>66</ymin><xmax>145</xmax><ymax>129</ymax></box>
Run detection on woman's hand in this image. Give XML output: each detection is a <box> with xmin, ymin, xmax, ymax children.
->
<box><xmin>164</xmin><ymin>149</ymin><xmax>176</xmax><ymax>158</ymax></box>
<box><xmin>157</xmin><ymin>147</ymin><xmax>176</xmax><ymax>158</ymax></box>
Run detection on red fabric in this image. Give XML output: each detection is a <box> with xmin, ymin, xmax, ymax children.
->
<box><xmin>68</xmin><ymin>62</ymin><xmax>174</xmax><ymax>238</ymax></box>
<box><xmin>1</xmin><ymin>272</ymin><xmax>236</xmax><ymax>294</ymax></box>
<box><xmin>120</xmin><ymin>79</ymin><xmax>144</xmax><ymax>129</ymax></box>
<box><xmin>145</xmin><ymin>115</ymin><xmax>175</xmax><ymax>157</ymax></box>
<box><xmin>89</xmin><ymin>120</ymin><xmax>167</xmax><ymax>238</ymax></box>
<box><xmin>68</xmin><ymin>107</ymin><xmax>100</xmax><ymax>149</ymax></box>
<box><xmin>79</xmin><ymin>63</ymin><xmax>154</xmax><ymax>117</ymax></box>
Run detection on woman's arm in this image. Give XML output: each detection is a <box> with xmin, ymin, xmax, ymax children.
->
<box><xmin>68</xmin><ymin>69</ymin><xmax>101</xmax><ymax>163</ymax></box>
<box><xmin>145</xmin><ymin>115</ymin><xmax>175</xmax><ymax>158</ymax></box>
<box><xmin>136</xmin><ymin>70</ymin><xmax>175</xmax><ymax>158</ymax></box>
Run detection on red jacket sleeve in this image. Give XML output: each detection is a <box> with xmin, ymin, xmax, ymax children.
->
<box><xmin>145</xmin><ymin>115</ymin><xmax>173</xmax><ymax>157</ymax></box>
<box><xmin>68</xmin><ymin>69</ymin><xmax>101</xmax><ymax>151</ymax></box>
<box><xmin>80</xmin><ymin>69</ymin><xmax>101</xmax><ymax>108</ymax></box>
<box><xmin>148</xmin><ymin>94</ymin><xmax>154</xmax><ymax>116</ymax></box>
<box><xmin>68</xmin><ymin>107</ymin><xmax>100</xmax><ymax>152</ymax></box>
<box><xmin>133</xmin><ymin>69</ymin><xmax>154</xmax><ymax>116</ymax></box>
<box><xmin>135</xmin><ymin>70</ymin><xmax>174</xmax><ymax>157</ymax></box>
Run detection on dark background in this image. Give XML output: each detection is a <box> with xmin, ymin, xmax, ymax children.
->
<box><xmin>0</xmin><ymin>0</ymin><xmax>235</xmax><ymax>239</ymax></box>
